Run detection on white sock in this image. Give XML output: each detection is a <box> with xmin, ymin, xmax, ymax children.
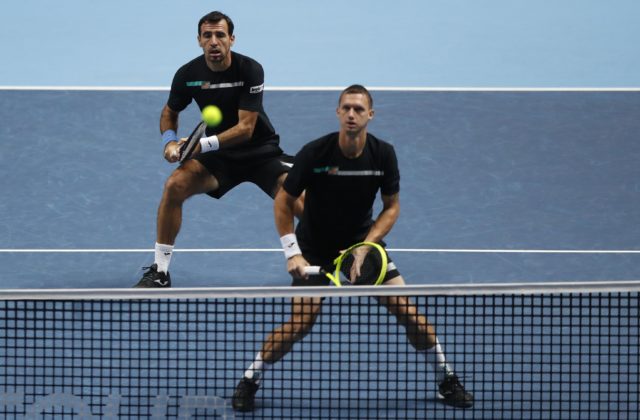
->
<box><xmin>421</xmin><ymin>338</ymin><xmax>453</xmax><ymax>383</ymax></box>
<box><xmin>244</xmin><ymin>353</ymin><xmax>271</xmax><ymax>385</ymax></box>
<box><xmin>154</xmin><ymin>243</ymin><xmax>174</xmax><ymax>274</ymax></box>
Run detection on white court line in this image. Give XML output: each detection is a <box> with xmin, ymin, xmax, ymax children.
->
<box><xmin>0</xmin><ymin>248</ymin><xmax>638</xmax><ymax>254</ymax></box>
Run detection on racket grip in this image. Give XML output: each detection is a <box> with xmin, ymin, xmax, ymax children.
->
<box><xmin>303</xmin><ymin>266</ymin><xmax>322</xmax><ymax>275</ymax></box>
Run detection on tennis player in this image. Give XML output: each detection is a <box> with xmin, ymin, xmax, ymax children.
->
<box><xmin>232</xmin><ymin>85</ymin><xmax>473</xmax><ymax>410</ymax></box>
<box><xmin>134</xmin><ymin>11</ymin><xmax>301</xmax><ymax>287</ymax></box>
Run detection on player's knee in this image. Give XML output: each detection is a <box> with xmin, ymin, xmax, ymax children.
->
<box><xmin>164</xmin><ymin>172</ymin><xmax>193</xmax><ymax>201</ymax></box>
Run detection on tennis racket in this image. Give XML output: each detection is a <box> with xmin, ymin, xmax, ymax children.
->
<box><xmin>304</xmin><ymin>242</ymin><xmax>388</xmax><ymax>287</ymax></box>
<box><xmin>178</xmin><ymin>121</ymin><xmax>207</xmax><ymax>163</ymax></box>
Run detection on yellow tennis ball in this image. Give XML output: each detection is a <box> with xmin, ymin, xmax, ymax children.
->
<box><xmin>202</xmin><ymin>105</ymin><xmax>223</xmax><ymax>127</ymax></box>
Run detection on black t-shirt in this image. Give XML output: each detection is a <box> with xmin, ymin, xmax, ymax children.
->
<box><xmin>284</xmin><ymin>132</ymin><xmax>400</xmax><ymax>256</ymax></box>
<box><xmin>167</xmin><ymin>52</ymin><xmax>281</xmax><ymax>160</ymax></box>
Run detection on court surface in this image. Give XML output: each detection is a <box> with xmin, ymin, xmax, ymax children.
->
<box><xmin>0</xmin><ymin>89</ymin><xmax>639</xmax><ymax>419</ymax></box>
<box><xmin>0</xmin><ymin>88</ymin><xmax>639</xmax><ymax>288</ymax></box>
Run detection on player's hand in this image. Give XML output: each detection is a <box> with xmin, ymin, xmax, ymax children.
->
<box><xmin>164</xmin><ymin>139</ymin><xmax>185</xmax><ymax>163</ymax></box>
<box><xmin>192</xmin><ymin>141</ymin><xmax>202</xmax><ymax>157</ymax></box>
<box><xmin>287</xmin><ymin>254</ymin><xmax>310</xmax><ymax>279</ymax></box>
<box><xmin>349</xmin><ymin>245</ymin><xmax>370</xmax><ymax>283</ymax></box>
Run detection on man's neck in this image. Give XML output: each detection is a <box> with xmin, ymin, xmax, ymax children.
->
<box><xmin>338</xmin><ymin>130</ymin><xmax>367</xmax><ymax>159</ymax></box>
<box><xmin>205</xmin><ymin>52</ymin><xmax>233</xmax><ymax>72</ymax></box>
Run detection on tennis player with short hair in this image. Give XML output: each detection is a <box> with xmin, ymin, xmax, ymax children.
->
<box><xmin>232</xmin><ymin>85</ymin><xmax>473</xmax><ymax>411</ymax></box>
<box><xmin>134</xmin><ymin>11</ymin><xmax>301</xmax><ymax>287</ymax></box>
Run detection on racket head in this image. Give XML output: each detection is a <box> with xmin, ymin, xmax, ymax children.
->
<box><xmin>334</xmin><ymin>242</ymin><xmax>388</xmax><ymax>286</ymax></box>
<box><xmin>179</xmin><ymin>121</ymin><xmax>207</xmax><ymax>162</ymax></box>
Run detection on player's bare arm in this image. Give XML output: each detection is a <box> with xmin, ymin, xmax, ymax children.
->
<box><xmin>274</xmin><ymin>188</ymin><xmax>309</xmax><ymax>278</ymax></box>
<box><xmin>160</xmin><ymin>105</ymin><xmax>183</xmax><ymax>162</ymax></box>
<box><xmin>186</xmin><ymin>109</ymin><xmax>259</xmax><ymax>159</ymax></box>
<box><xmin>215</xmin><ymin>109</ymin><xmax>258</xmax><ymax>148</ymax></box>
<box><xmin>364</xmin><ymin>193</ymin><xmax>400</xmax><ymax>244</ymax></box>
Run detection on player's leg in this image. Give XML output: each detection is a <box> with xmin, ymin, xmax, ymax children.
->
<box><xmin>157</xmin><ymin>159</ymin><xmax>219</xmax><ymax>244</ymax></box>
<box><xmin>377</xmin><ymin>281</ymin><xmax>438</xmax><ymax>350</ymax></box>
<box><xmin>378</xmin><ymin>274</ymin><xmax>474</xmax><ymax>408</ymax></box>
<box><xmin>268</xmin><ymin>297</ymin><xmax>322</xmax><ymax>358</ymax></box>
<box><xmin>252</xmin><ymin>296</ymin><xmax>323</xmax><ymax>372</ymax></box>
<box><xmin>134</xmin><ymin>159</ymin><xmax>219</xmax><ymax>288</ymax></box>
<box><xmin>251</xmin><ymin>154</ymin><xmax>304</xmax><ymax>218</ymax></box>
<box><xmin>232</xmin><ymin>297</ymin><xmax>323</xmax><ymax>412</ymax></box>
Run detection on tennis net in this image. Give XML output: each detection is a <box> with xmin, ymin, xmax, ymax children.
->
<box><xmin>0</xmin><ymin>281</ymin><xmax>638</xmax><ymax>419</ymax></box>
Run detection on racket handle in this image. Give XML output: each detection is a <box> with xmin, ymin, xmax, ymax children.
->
<box><xmin>304</xmin><ymin>266</ymin><xmax>322</xmax><ymax>275</ymax></box>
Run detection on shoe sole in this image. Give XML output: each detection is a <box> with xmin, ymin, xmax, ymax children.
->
<box><xmin>232</xmin><ymin>402</ymin><xmax>254</xmax><ymax>412</ymax></box>
<box><xmin>437</xmin><ymin>392</ymin><xmax>474</xmax><ymax>408</ymax></box>
<box><xmin>132</xmin><ymin>281</ymin><xmax>171</xmax><ymax>288</ymax></box>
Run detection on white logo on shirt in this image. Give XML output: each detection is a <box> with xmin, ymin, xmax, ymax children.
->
<box><xmin>250</xmin><ymin>84</ymin><xmax>264</xmax><ymax>94</ymax></box>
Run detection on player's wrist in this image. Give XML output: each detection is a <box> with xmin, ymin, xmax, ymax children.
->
<box><xmin>162</xmin><ymin>129</ymin><xmax>178</xmax><ymax>143</ymax></box>
<box><xmin>280</xmin><ymin>233</ymin><xmax>302</xmax><ymax>259</ymax></box>
<box><xmin>199</xmin><ymin>135</ymin><xmax>220</xmax><ymax>153</ymax></box>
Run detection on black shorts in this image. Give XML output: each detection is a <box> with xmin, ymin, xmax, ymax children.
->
<box><xmin>291</xmin><ymin>248</ymin><xmax>401</xmax><ymax>287</ymax></box>
<box><xmin>195</xmin><ymin>152</ymin><xmax>293</xmax><ymax>199</ymax></box>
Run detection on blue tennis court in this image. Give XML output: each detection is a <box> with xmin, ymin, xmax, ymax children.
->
<box><xmin>0</xmin><ymin>89</ymin><xmax>638</xmax><ymax>287</ymax></box>
<box><xmin>2</xmin><ymin>2</ymin><xmax>640</xmax><ymax>417</ymax></box>
<box><xmin>1</xmin><ymin>89</ymin><xmax>639</xmax><ymax>419</ymax></box>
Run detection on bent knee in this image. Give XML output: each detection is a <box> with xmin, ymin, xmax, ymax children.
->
<box><xmin>164</xmin><ymin>165</ymin><xmax>214</xmax><ymax>200</ymax></box>
<box><xmin>164</xmin><ymin>173</ymin><xmax>193</xmax><ymax>200</ymax></box>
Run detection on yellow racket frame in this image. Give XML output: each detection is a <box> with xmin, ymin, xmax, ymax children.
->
<box><xmin>326</xmin><ymin>241</ymin><xmax>388</xmax><ymax>287</ymax></box>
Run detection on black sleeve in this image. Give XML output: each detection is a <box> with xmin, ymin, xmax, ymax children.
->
<box><xmin>238</xmin><ymin>59</ymin><xmax>264</xmax><ymax>112</ymax></box>
<box><xmin>166</xmin><ymin>65</ymin><xmax>192</xmax><ymax>112</ymax></box>
<box><xmin>283</xmin><ymin>145</ymin><xmax>312</xmax><ymax>198</ymax></box>
<box><xmin>381</xmin><ymin>144</ymin><xmax>400</xmax><ymax>195</ymax></box>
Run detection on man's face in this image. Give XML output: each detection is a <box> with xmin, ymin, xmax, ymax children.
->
<box><xmin>198</xmin><ymin>20</ymin><xmax>235</xmax><ymax>67</ymax></box>
<box><xmin>337</xmin><ymin>93</ymin><xmax>374</xmax><ymax>134</ymax></box>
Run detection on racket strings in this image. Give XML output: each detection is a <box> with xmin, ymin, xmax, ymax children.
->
<box><xmin>340</xmin><ymin>250</ymin><xmax>384</xmax><ymax>285</ymax></box>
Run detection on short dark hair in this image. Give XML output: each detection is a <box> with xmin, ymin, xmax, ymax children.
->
<box><xmin>198</xmin><ymin>11</ymin><xmax>234</xmax><ymax>36</ymax></box>
<box><xmin>339</xmin><ymin>84</ymin><xmax>373</xmax><ymax>108</ymax></box>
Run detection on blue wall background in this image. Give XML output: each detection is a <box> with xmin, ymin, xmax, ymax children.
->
<box><xmin>2</xmin><ymin>0</ymin><xmax>639</xmax><ymax>88</ymax></box>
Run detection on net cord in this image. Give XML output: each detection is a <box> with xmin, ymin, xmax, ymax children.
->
<box><xmin>1</xmin><ymin>280</ymin><xmax>639</xmax><ymax>300</ymax></box>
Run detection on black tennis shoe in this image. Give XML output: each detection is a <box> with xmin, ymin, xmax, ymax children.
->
<box><xmin>232</xmin><ymin>376</ymin><xmax>260</xmax><ymax>412</ymax></box>
<box><xmin>133</xmin><ymin>264</ymin><xmax>171</xmax><ymax>288</ymax></box>
<box><xmin>438</xmin><ymin>373</ymin><xmax>474</xmax><ymax>408</ymax></box>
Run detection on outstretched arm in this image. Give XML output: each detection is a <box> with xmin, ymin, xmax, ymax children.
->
<box><xmin>348</xmin><ymin>192</ymin><xmax>400</xmax><ymax>280</ymax></box>
<box><xmin>191</xmin><ymin>108</ymin><xmax>260</xmax><ymax>157</ymax></box>
<box><xmin>162</xmin><ymin>107</ymin><xmax>260</xmax><ymax>162</ymax></box>
<box><xmin>212</xmin><ymin>109</ymin><xmax>259</xmax><ymax>149</ymax></box>
<box><xmin>160</xmin><ymin>105</ymin><xmax>183</xmax><ymax>162</ymax></box>
<box><xmin>274</xmin><ymin>188</ymin><xmax>308</xmax><ymax>278</ymax></box>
